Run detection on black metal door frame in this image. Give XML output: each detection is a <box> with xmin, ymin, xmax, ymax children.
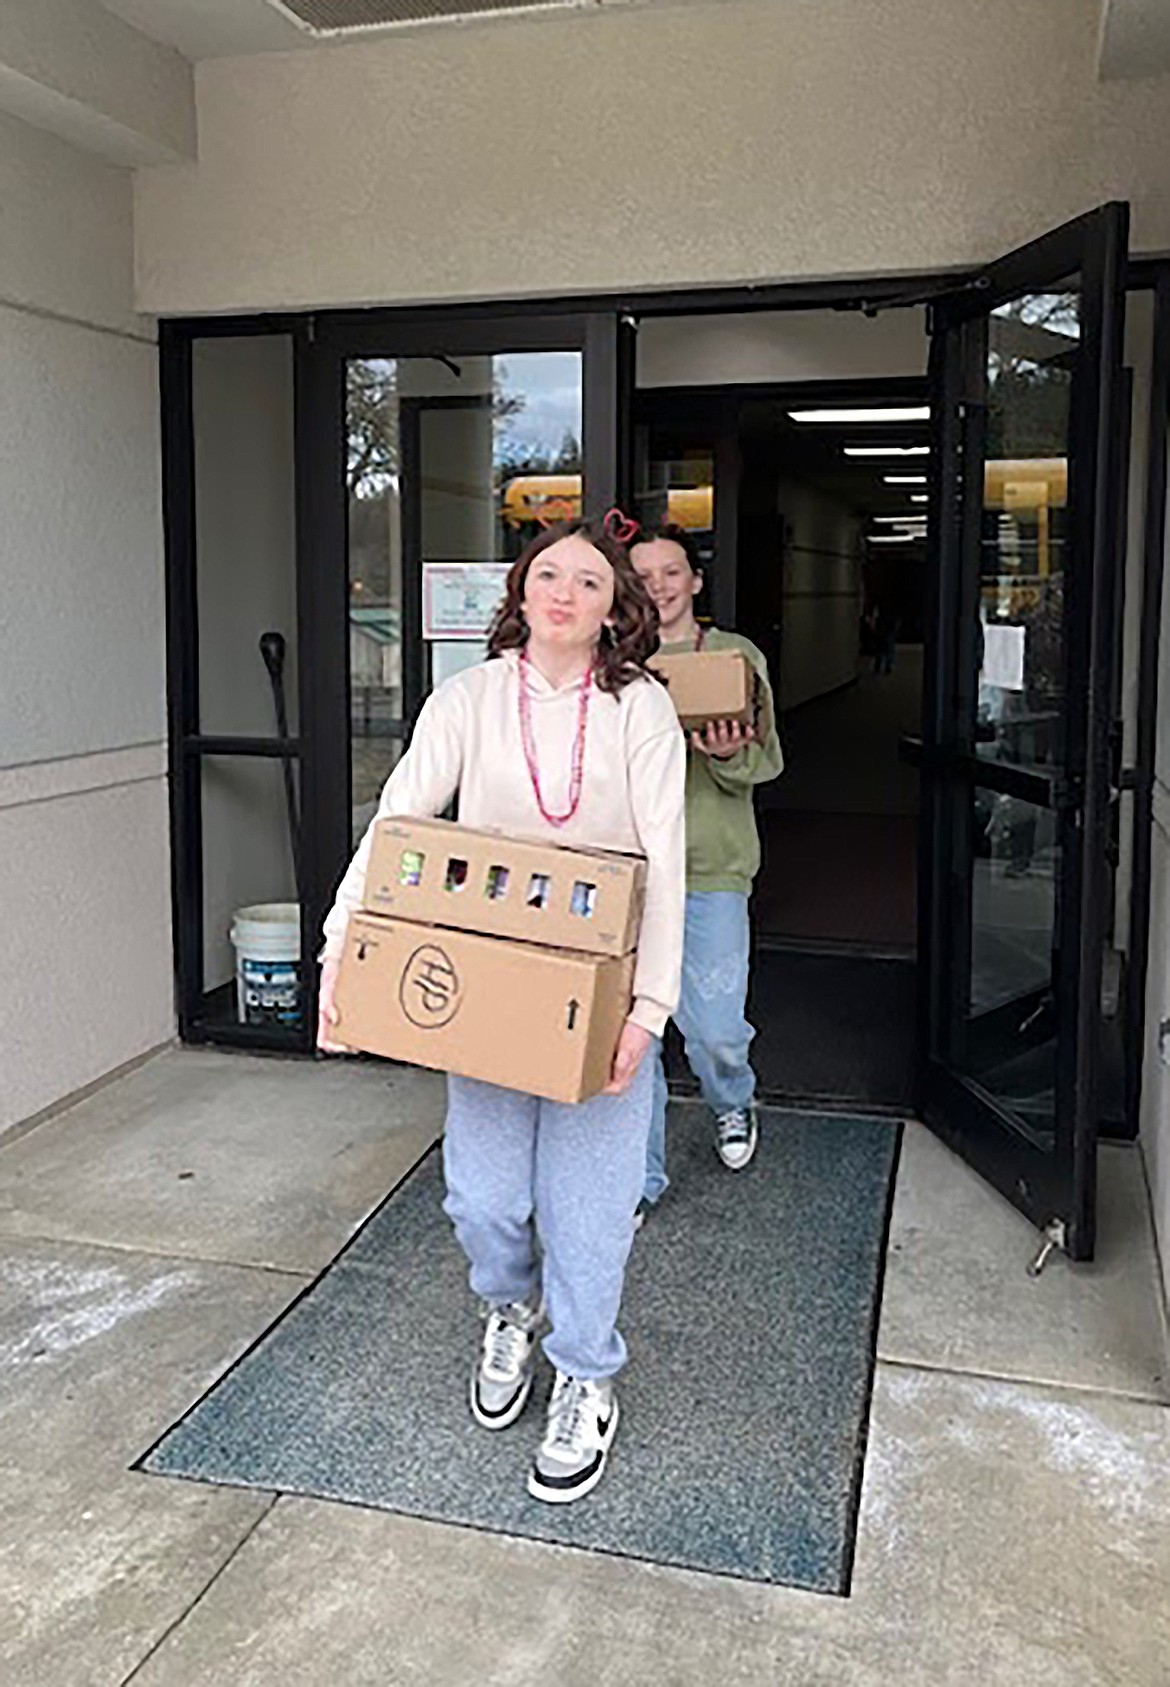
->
<box><xmin>163</xmin><ymin>244</ymin><xmax>1165</xmax><ymax>1162</ymax></box>
<box><xmin>163</xmin><ymin>313</ymin><xmax>314</xmax><ymax>1051</ymax></box>
<box><xmin>917</xmin><ymin>202</ymin><xmax>1130</xmax><ymax>1259</ymax></box>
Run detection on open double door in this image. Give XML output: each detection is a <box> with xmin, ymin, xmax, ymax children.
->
<box><xmin>915</xmin><ymin>202</ymin><xmax>1131</xmax><ymax>1262</ymax></box>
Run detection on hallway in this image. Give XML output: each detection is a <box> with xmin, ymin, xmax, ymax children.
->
<box><xmin>757</xmin><ymin>649</ymin><xmax>922</xmax><ymax>952</ymax></box>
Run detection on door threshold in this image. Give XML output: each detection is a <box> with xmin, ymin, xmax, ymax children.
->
<box><xmin>753</xmin><ymin>933</ymin><xmax>917</xmax><ymax>963</ymax></box>
<box><xmin>668</xmin><ymin>1081</ymin><xmax>913</xmax><ymax>1120</ymax></box>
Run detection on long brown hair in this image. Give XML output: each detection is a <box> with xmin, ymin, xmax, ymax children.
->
<box><xmin>486</xmin><ymin>519</ymin><xmax>661</xmax><ymax>695</ymax></box>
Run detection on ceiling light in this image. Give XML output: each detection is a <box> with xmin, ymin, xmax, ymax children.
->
<box><xmin>788</xmin><ymin>406</ymin><xmax>931</xmax><ymax>424</ymax></box>
<box><xmin>871</xmin><ymin>513</ymin><xmax>925</xmax><ymax>523</ymax></box>
<box><xmin>883</xmin><ymin>474</ymin><xmax>927</xmax><ymax>484</ymax></box>
<box><xmin>845</xmin><ymin>445</ymin><xmax>930</xmax><ymax>458</ymax></box>
<box><xmin>910</xmin><ymin>494</ymin><xmax>929</xmax><ymax>503</ymax></box>
<box><xmin>868</xmin><ymin>532</ymin><xmax>923</xmax><ymax>543</ymax></box>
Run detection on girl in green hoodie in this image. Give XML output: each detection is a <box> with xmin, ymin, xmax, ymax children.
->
<box><xmin>630</xmin><ymin>525</ymin><xmax>783</xmax><ymax>1210</ymax></box>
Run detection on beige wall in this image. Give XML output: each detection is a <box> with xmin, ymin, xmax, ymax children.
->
<box><xmin>134</xmin><ymin>0</ymin><xmax>1170</xmax><ymax>317</ymax></box>
<box><xmin>0</xmin><ymin>112</ymin><xmax>171</xmax><ymax>1137</ymax></box>
<box><xmin>192</xmin><ymin>336</ymin><xmax>299</xmax><ymax>990</ymax></box>
<box><xmin>0</xmin><ymin>0</ymin><xmax>194</xmax><ymax>167</ymax></box>
<box><xmin>0</xmin><ymin>750</ymin><xmax>171</xmax><ymax>1135</ymax></box>
<box><xmin>638</xmin><ymin>310</ymin><xmax>928</xmax><ymax>388</ymax></box>
<box><xmin>776</xmin><ymin>479</ymin><xmax>864</xmax><ymax>714</ymax></box>
<box><xmin>1142</xmin><ymin>451</ymin><xmax>1170</xmax><ymax>1307</ymax></box>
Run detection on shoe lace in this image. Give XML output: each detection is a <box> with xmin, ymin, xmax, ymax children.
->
<box><xmin>548</xmin><ymin>1375</ymin><xmax>597</xmax><ymax>1455</ymax></box>
<box><xmin>483</xmin><ymin>1305</ymin><xmax>534</xmax><ymax>1380</ymax></box>
<box><xmin>717</xmin><ymin>1108</ymin><xmax>751</xmax><ymax>1145</ymax></box>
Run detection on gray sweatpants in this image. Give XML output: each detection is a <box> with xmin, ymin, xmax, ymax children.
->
<box><xmin>442</xmin><ymin>1052</ymin><xmax>655</xmax><ymax>1380</ymax></box>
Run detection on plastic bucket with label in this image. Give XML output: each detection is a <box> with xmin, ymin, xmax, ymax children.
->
<box><xmin>230</xmin><ymin>903</ymin><xmax>303</xmax><ymax>1029</ymax></box>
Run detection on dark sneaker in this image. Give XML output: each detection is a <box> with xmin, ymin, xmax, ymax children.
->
<box><xmin>527</xmin><ymin>1371</ymin><xmax>619</xmax><ymax>1504</ymax></box>
<box><xmin>470</xmin><ymin>1298</ymin><xmax>541</xmax><ymax>1431</ymax></box>
<box><xmin>715</xmin><ymin>1102</ymin><xmax>759</xmax><ymax>1171</ymax></box>
<box><xmin>632</xmin><ymin>1199</ymin><xmax>651</xmax><ymax>1232</ymax></box>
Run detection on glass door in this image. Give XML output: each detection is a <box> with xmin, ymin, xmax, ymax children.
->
<box><xmin>342</xmin><ymin>348</ymin><xmax>584</xmax><ymax>847</ymax></box>
<box><xmin>919</xmin><ymin>203</ymin><xmax>1129</xmax><ymax>1261</ymax></box>
<box><xmin>296</xmin><ymin>312</ymin><xmax>624</xmax><ymax>1046</ymax></box>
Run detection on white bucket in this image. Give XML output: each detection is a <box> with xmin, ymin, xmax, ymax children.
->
<box><xmin>230</xmin><ymin>903</ymin><xmax>303</xmax><ymax>1029</ymax></box>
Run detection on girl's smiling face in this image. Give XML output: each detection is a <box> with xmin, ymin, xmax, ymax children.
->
<box><xmin>630</xmin><ymin>537</ymin><xmax>701</xmax><ymax>635</ymax></box>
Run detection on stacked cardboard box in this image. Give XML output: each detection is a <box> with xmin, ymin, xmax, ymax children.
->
<box><xmin>333</xmin><ymin>817</ymin><xmax>646</xmax><ymax>1103</ymax></box>
<box><xmin>649</xmin><ymin>647</ymin><xmax>760</xmax><ymax>730</ymax></box>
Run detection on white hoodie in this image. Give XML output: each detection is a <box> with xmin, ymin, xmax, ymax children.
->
<box><xmin>322</xmin><ymin>650</ymin><xmax>687</xmax><ymax>1036</ymax></box>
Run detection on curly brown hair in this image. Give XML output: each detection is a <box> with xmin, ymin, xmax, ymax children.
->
<box><xmin>486</xmin><ymin>519</ymin><xmax>661</xmax><ymax>695</ymax></box>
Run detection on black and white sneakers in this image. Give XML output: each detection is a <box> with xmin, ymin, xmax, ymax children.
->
<box><xmin>715</xmin><ymin>1102</ymin><xmax>760</xmax><ymax>1170</ymax></box>
<box><xmin>469</xmin><ymin>1305</ymin><xmax>619</xmax><ymax>1504</ymax></box>
<box><xmin>470</xmin><ymin>1299</ymin><xmax>541</xmax><ymax>1430</ymax></box>
<box><xmin>528</xmin><ymin>1372</ymin><xmax>619</xmax><ymax>1505</ymax></box>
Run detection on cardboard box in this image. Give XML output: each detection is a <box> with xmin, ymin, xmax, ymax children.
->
<box><xmin>649</xmin><ymin>647</ymin><xmax>758</xmax><ymax>730</ymax></box>
<box><xmin>334</xmin><ymin>912</ymin><xmax>635</xmax><ymax>1104</ymax></box>
<box><xmin>362</xmin><ymin>817</ymin><xmax>645</xmax><ymax>957</ymax></box>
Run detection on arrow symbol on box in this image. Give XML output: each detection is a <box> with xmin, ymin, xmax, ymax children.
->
<box><xmin>566</xmin><ymin>999</ymin><xmax>580</xmax><ymax>1030</ymax></box>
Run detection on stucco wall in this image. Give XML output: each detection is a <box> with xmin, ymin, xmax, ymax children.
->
<box><xmin>134</xmin><ymin>0</ymin><xmax>1170</xmax><ymax>317</ymax></box>
<box><xmin>637</xmin><ymin>309</ymin><xmax>929</xmax><ymax>388</ymax></box>
<box><xmin>1142</xmin><ymin>465</ymin><xmax>1170</xmax><ymax>1307</ymax></box>
<box><xmin>0</xmin><ymin>111</ymin><xmax>170</xmax><ymax>1136</ymax></box>
<box><xmin>192</xmin><ymin>335</ymin><xmax>299</xmax><ymax>990</ymax></box>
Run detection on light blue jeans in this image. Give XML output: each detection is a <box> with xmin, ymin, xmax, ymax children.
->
<box><xmin>443</xmin><ymin>1050</ymin><xmax>655</xmax><ymax>1380</ymax></box>
<box><xmin>644</xmin><ymin>890</ymin><xmax>756</xmax><ymax>1204</ymax></box>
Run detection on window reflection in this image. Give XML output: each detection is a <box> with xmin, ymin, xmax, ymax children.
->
<box><xmin>977</xmin><ymin>292</ymin><xmax>1078</xmax><ymax>772</ymax></box>
<box><xmin>346</xmin><ymin>351</ymin><xmax>582</xmax><ymax>844</ymax></box>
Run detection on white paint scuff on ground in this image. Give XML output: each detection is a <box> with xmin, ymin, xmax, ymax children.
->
<box><xmin>966</xmin><ymin>1380</ymin><xmax>1170</xmax><ymax>1536</ymax></box>
<box><xmin>0</xmin><ymin>1256</ymin><xmax>198</xmax><ymax>1370</ymax></box>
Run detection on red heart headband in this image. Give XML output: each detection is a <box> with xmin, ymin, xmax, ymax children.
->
<box><xmin>603</xmin><ymin>507</ymin><xmax>641</xmax><ymax>545</ymax></box>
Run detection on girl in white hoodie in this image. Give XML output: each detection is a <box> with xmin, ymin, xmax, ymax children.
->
<box><xmin>317</xmin><ymin>517</ymin><xmax>686</xmax><ymax>1504</ymax></box>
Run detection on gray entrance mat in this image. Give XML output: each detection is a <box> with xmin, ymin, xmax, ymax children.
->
<box><xmin>139</xmin><ymin>1106</ymin><xmax>900</xmax><ymax>1594</ymax></box>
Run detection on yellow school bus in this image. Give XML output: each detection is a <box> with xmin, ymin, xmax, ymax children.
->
<box><xmin>500</xmin><ymin>475</ymin><xmax>713</xmax><ymax>534</ymax></box>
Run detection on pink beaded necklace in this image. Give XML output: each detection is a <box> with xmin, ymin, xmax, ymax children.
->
<box><xmin>518</xmin><ymin>648</ymin><xmax>592</xmax><ymax>827</ymax></box>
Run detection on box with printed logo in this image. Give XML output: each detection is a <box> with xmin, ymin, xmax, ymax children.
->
<box><xmin>648</xmin><ymin>648</ymin><xmax>758</xmax><ymax>730</ymax></box>
<box><xmin>361</xmin><ymin>816</ymin><xmax>645</xmax><ymax>957</ymax></box>
<box><xmin>333</xmin><ymin>912</ymin><xmax>636</xmax><ymax>1104</ymax></box>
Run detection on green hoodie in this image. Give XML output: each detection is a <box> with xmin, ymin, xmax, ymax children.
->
<box><xmin>660</xmin><ymin>628</ymin><xmax>784</xmax><ymax>894</ymax></box>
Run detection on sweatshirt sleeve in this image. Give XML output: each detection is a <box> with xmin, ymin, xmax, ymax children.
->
<box><xmin>701</xmin><ymin>643</ymin><xmax>784</xmax><ymax>795</ymax></box>
<box><xmin>625</xmin><ymin>700</ymin><xmax>687</xmax><ymax>1037</ymax></box>
<box><xmin>319</xmin><ymin>683</ymin><xmax>466</xmax><ymax>961</ymax></box>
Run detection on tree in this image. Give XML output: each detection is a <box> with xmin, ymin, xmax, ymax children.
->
<box><xmin>495</xmin><ymin>431</ymin><xmax>582</xmax><ymax>482</ymax></box>
<box><xmin>347</xmin><ymin>360</ymin><xmax>397</xmax><ymax>499</ymax></box>
<box><xmin>347</xmin><ymin>358</ymin><xmax>530</xmax><ymax>498</ymax></box>
<box><xmin>985</xmin><ymin>294</ymin><xmax>1077</xmax><ymax>461</ymax></box>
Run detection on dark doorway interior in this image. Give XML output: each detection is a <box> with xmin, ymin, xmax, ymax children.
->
<box><xmin>644</xmin><ymin>383</ymin><xmax>928</xmax><ymax>1111</ymax></box>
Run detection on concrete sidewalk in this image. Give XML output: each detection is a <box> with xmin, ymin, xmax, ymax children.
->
<box><xmin>1</xmin><ymin>1048</ymin><xmax>1167</xmax><ymax>1686</ymax></box>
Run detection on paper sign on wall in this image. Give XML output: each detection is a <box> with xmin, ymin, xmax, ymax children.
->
<box><xmin>422</xmin><ymin>563</ymin><xmax>510</xmax><ymax>640</ymax></box>
<box><xmin>981</xmin><ymin>622</ymin><xmax>1026</xmax><ymax>691</ymax></box>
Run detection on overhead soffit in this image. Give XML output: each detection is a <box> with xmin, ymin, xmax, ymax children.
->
<box><xmin>268</xmin><ymin>0</ymin><xmax>607</xmax><ymax>31</ymax></box>
<box><xmin>1098</xmin><ymin>0</ymin><xmax>1170</xmax><ymax>80</ymax></box>
<box><xmin>100</xmin><ymin>0</ymin><xmax>660</xmax><ymax>60</ymax></box>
